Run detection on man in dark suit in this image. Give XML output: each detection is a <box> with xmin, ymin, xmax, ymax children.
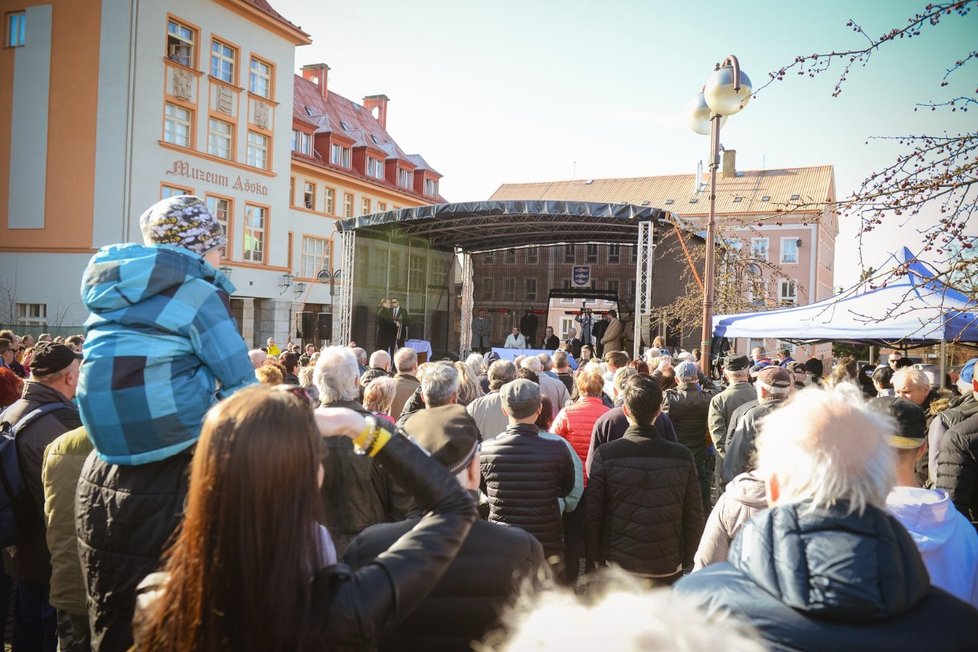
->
<box><xmin>519</xmin><ymin>308</ymin><xmax>539</xmax><ymax>349</ymax></box>
<box><xmin>375</xmin><ymin>298</ymin><xmax>397</xmax><ymax>354</ymax></box>
<box><xmin>345</xmin><ymin>405</ymin><xmax>548</xmax><ymax>651</ymax></box>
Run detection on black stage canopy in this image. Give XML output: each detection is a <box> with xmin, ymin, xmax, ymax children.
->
<box><xmin>335</xmin><ymin>200</ymin><xmax>667</xmax><ymax>253</ymax></box>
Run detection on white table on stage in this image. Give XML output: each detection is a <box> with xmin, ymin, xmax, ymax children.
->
<box><xmin>405</xmin><ymin>339</ymin><xmax>432</xmax><ymax>362</ymax></box>
<box><xmin>491</xmin><ymin>347</ymin><xmax>553</xmax><ymax>361</ymax></box>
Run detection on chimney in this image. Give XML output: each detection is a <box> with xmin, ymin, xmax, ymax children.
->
<box><xmin>301</xmin><ymin>63</ymin><xmax>329</xmax><ymax>101</ymax></box>
<box><xmin>722</xmin><ymin>149</ymin><xmax>737</xmax><ymax>178</ymax></box>
<box><xmin>363</xmin><ymin>94</ymin><xmax>390</xmax><ymax>130</ymax></box>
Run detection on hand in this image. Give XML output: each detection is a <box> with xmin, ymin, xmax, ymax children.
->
<box><xmin>313</xmin><ymin>407</ymin><xmax>368</xmax><ymax>440</ymax></box>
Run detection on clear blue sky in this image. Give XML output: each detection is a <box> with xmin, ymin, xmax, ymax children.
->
<box><xmin>274</xmin><ymin>0</ymin><xmax>976</xmax><ymax>287</ymax></box>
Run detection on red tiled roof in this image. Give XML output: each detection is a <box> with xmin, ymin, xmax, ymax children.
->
<box><xmin>293</xmin><ymin>75</ymin><xmax>444</xmax><ymax>199</ymax></box>
<box><xmin>239</xmin><ymin>0</ymin><xmax>308</xmax><ymax>38</ymax></box>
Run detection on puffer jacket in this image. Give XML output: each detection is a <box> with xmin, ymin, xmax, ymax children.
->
<box><xmin>676</xmin><ymin>501</ymin><xmax>978</xmax><ymax>651</ymax></box>
<box><xmin>928</xmin><ymin>393</ymin><xmax>978</xmax><ymax>485</ymax></box>
<box><xmin>662</xmin><ymin>382</ymin><xmax>717</xmax><ymax>463</ymax></box>
<box><xmin>551</xmin><ymin>396</ymin><xmax>609</xmax><ymax>480</ymax></box>
<box><xmin>42</xmin><ymin>426</ymin><xmax>93</xmax><ymax>615</ymax></box>
<box><xmin>721</xmin><ymin>398</ymin><xmax>786</xmax><ymax>485</ymax></box>
<box><xmin>693</xmin><ymin>471</ymin><xmax>767</xmax><ymax>570</ymax></box>
<box><xmin>78</xmin><ymin>243</ymin><xmax>255</xmax><ymax>465</ymax></box>
<box><xmin>586</xmin><ymin>424</ymin><xmax>703</xmax><ymax>576</ymax></box>
<box><xmin>133</xmin><ymin>432</ymin><xmax>477</xmax><ymax>651</ymax></box>
<box><xmin>77</xmin><ymin>448</ymin><xmax>193</xmax><ymax>651</ymax></box>
<box><xmin>936</xmin><ymin>412</ymin><xmax>978</xmax><ymax>530</ymax></box>
<box><xmin>480</xmin><ymin>423</ymin><xmax>576</xmax><ymax>555</ymax></box>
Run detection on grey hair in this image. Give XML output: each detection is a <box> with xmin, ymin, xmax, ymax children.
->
<box><xmin>755</xmin><ymin>384</ymin><xmax>896</xmax><ymax>517</ymax></box>
<box><xmin>488</xmin><ymin>360</ymin><xmax>517</xmax><ymax>390</ymax></box>
<box><xmin>521</xmin><ymin>356</ymin><xmax>543</xmax><ymax>373</ymax></box>
<box><xmin>537</xmin><ymin>353</ymin><xmax>553</xmax><ymax>371</ymax></box>
<box><xmin>393</xmin><ymin>347</ymin><xmax>418</xmax><ymax>373</ymax></box>
<box><xmin>486</xmin><ymin>569</ymin><xmax>765</xmax><ymax>652</ymax></box>
<box><xmin>552</xmin><ymin>351</ymin><xmax>569</xmax><ymax>369</ymax></box>
<box><xmin>465</xmin><ymin>352</ymin><xmax>485</xmax><ymax>376</ymax></box>
<box><xmin>892</xmin><ymin>367</ymin><xmax>931</xmax><ymax>390</ymax></box>
<box><xmin>422</xmin><ymin>363</ymin><xmax>460</xmax><ymax>407</ymax></box>
<box><xmin>369</xmin><ymin>349</ymin><xmax>391</xmax><ymax>370</ymax></box>
<box><xmin>756</xmin><ymin>380</ymin><xmax>791</xmax><ymax>398</ymax></box>
<box><xmin>352</xmin><ymin>347</ymin><xmax>368</xmax><ymax>366</ymax></box>
<box><xmin>675</xmin><ymin>360</ymin><xmax>699</xmax><ymax>380</ymax></box>
<box><xmin>314</xmin><ymin>346</ymin><xmax>360</xmax><ymax>403</ymax></box>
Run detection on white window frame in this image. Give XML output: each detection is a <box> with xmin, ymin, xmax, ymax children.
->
<box><xmin>361</xmin><ymin>197</ymin><xmax>371</xmax><ymax>215</ymax></box>
<box><xmin>398</xmin><ymin>168</ymin><xmax>413</xmax><ymax>189</ymax></box>
<box><xmin>779</xmin><ymin>279</ymin><xmax>797</xmax><ymax>305</ymax></box>
<box><xmin>6</xmin><ymin>12</ymin><xmax>26</xmax><ymax>48</ymax></box>
<box><xmin>331</xmin><ymin>144</ymin><xmax>351</xmax><ymax>168</ymax></box>
<box><xmin>367</xmin><ymin>157</ymin><xmax>384</xmax><ymax>179</ymax></box>
<box><xmin>343</xmin><ymin>193</ymin><xmax>354</xmax><ymax>218</ymax></box>
<box><xmin>423</xmin><ymin>178</ymin><xmax>438</xmax><ymax>197</ymax></box>
<box><xmin>323</xmin><ymin>187</ymin><xmax>335</xmax><ymax>214</ymax></box>
<box><xmin>586</xmin><ymin>243</ymin><xmax>598</xmax><ymax>263</ymax></box>
<box><xmin>526</xmin><ymin>247</ymin><xmax>539</xmax><ymax>264</ymax></box>
<box><xmin>503</xmin><ymin>278</ymin><xmax>516</xmax><ymax>301</ymax></box>
<box><xmin>504</xmin><ymin>249</ymin><xmax>516</xmax><ymax>265</ymax></box>
<box><xmin>164</xmin><ymin>103</ymin><xmax>192</xmax><ymax>147</ymax></box>
<box><xmin>751</xmin><ymin>237</ymin><xmax>770</xmax><ymax>262</ymax></box>
<box><xmin>301</xmin><ymin>236</ymin><xmax>328</xmax><ymax>279</ymax></box>
<box><xmin>16</xmin><ymin>303</ymin><xmax>46</xmax><ymax>325</ymax></box>
<box><xmin>210</xmin><ymin>39</ymin><xmax>235</xmax><ymax>83</ymax></box>
<box><xmin>303</xmin><ymin>182</ymin><xmax>315</xmax><ymax>210</ymax></box>
<box><xmin>249</xmin><ymin>56</ymin><xmax>271</xmax><ymax>98</ymax></box>
<box><xmin>243</xmin><ymin>205</ymin><xmax>266</xmax><ymax>263</ymax></box>
<box><xmin>166</xmin><ymin>18</ymin><xmax>195</xmax><ymax>67</ymax></box>
<box><xmin>563</xmin><ymin>245</ymin><xmax>575</xmax><ymax>264</ymax></box>
<box><xmin>608</xmin><ymin>244</ymin><xmax>620</xmax><ymax>263</ymax></box>
<box><xmin>246</xmin><ymin>131</ymin><xmax>268</xmax><ymax>169</ymax></box>
<box><xmin>780</xmin><ymin>237</ymin><xmax>799</xmax><ymax>264</ymax></box>
<box><xmin>292</xmin><ymin>129</ymin><xmax>312</xmax><ymax>155</ymax></box>
<box><xmin>207</xmin><ymin>118</ymin><xmax>233</xmax><ymax>159</ymax></box>
<box><xmin>205</xmin><ymin>196</ymin><xmax>231</xmax><ymax>242</ymax></box>
<box><xmin>525</xmin><ymin>278</ymin><xmax>537</xmax><ymax>301</ymax></box>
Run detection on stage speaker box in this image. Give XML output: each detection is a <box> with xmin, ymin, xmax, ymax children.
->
<box><xmin>317</xmin><ymin>312</ymin><xmax>332</xmax><ymax>341</ymax></box>
<box><xmin>352</xmin><ymin>305</ymin><xmax>368</xmax><ymax>346</ymax></box>
<box><xmin>298</xmin><ymin>312</ymin><xmax>315</xmax><ymax>340</ymax></box>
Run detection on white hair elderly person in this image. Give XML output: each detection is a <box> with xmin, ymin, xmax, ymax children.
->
<box><xmin>314</xmin><ymin>346</ymin><xmax>410</xmax><ymax>552</ymax></box>
<box><xmin>677</xmin><ymin>385</ymin><xmax>978</xmax><ymax>649</ymax></box>
<box><xmin>524</xmin><ymin>354</ymin><xmax>570</xmax><ymax>414</ymax></box>
<box><xmin>421</xmin><ymin>363</ymin><xmax>460</xmax><ymax>409</ymax></box>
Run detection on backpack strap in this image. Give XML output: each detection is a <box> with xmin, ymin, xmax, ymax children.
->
<box><xmin>1</xmin><ymin>403</ymin><xmax>74</xmax><ymax>438</ymax></box>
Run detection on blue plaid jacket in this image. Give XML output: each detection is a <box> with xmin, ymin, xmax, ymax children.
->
<box><xmin>77</xmin><ymin>243</ymin><xmax>255</xmax><ymax>465</ymax></box>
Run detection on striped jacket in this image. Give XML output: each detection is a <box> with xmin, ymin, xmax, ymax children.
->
<box><xmin>77</xmin><ymin>243</ymin><xmax>255</xmax><ymax>465</ymax></box>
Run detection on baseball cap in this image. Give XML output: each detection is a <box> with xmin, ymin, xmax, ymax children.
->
<box><xmin>960</xmin><ymin>358</ymin><xmax>977</xmax><ymax>385</ymax></box>
<box><xmin>500</xmin><ymin>379</ymin><xmax>541</xmax><ymax>419</ymax></box>
<box><xmin>30</xmin><ymin>342</ymin><xmax>82</xmax><ymax>377</ymax></box>
<box><xmin>757</xmin><ymin>366</ymin><xmax>792</xmax><ymax>389</ymax></box>
<box><xmin>403</xmin><ymin>405</ymin><xmax>481</xmax><ymax>474</ymax></box>
<box><xmin>868</xmin><ymin>396</ymin><xmax>927</xmax><ymax>449</ymax></box>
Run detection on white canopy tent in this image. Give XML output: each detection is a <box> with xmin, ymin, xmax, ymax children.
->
<box><xmin>713</xmin><ymin>247</ymin><xmax>978</xmax><ymax>347</ymax></box>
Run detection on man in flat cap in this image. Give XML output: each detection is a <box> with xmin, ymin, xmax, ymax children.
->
<box><xmin>722</xmin><ymin>366</ymin><xmax>794</xmax><ymax>485</ymax></box>
<box><xmin>707</xmin><ymin>355</ymin><xmax>756</xmax><ymax>464</ymax></box>
<box><xmin>345</xmin><ymin>404</ymin><xmax>547</xmax><ymax>650</ymax></box>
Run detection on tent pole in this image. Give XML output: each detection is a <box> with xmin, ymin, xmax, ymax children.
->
<box><xmin>940</xmin><ymin>340</ymin><xmax>947</xmax><ymax>389</ymax></box>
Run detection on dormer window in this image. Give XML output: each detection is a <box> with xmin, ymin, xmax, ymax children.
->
<box><xmin>398</xmin><ymin>169</ymin><xmax>412</xmax><ymax>189</ymax></box>
<box><xmin>367</xmin><ymin>157</ymin><xmax>384</xmax><ymax>180</ymax></box>
<box><xmin>330</xmin><ymin>144</ymin><xmax>351</xmax><ymax>168</ymax></box>
<box><xmin>423</xmin><ymin>178</ymin><xmax>438</xmax><ymax>197</ymax></box>
<box><xmin>291</xmin><ymin>130</ymin><xmax>312</xmax><ymax>156</ymax></box>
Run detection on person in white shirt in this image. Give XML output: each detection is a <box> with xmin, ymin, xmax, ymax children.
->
<box><xmin>504</xmin><ymin>327</ymin><xmax>526</xmax><ymax>349</ymax></box>
<box><xmin>869</xmin><ymin>396</ymin><xmax>978</xmax><ymax>608</ymax></box>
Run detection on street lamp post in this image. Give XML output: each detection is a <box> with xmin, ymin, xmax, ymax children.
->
<box><xmin>688</xmin><ymin>55</ymin><xmax>752</xmax><ymax>377</ymax></box>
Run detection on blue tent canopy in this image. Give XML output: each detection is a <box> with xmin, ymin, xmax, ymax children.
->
<box><xmin>714</xmin><ymin>248</ymin><xmax>978</xmax><ymax>346</ymax></box>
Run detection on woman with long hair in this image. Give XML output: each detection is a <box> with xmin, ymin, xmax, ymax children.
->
<box><xmin>453</xmin><ymin>360</ymin><xmax>484</xmax><ymax>406</ymax></box>
<box><xmin>134</xmin><ymin>384</ymin><xmax>476</xmax><ymax>651</ymax></box>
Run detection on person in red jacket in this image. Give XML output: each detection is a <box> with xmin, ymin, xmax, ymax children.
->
<box><xmin>551</xmin><ymin>367</ymin><xmax>610</xmax><ymax>584</ymax></box>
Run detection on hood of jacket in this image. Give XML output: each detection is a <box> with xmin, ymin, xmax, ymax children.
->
<box><xmin>885</xmin><ymin>486</ymin><xmax>964</xmax><ymax>554</ymax></box>
<box><xmin>725</xmin><ymin>471</ymin><xmax>768</xmax><ymax>509</ymax></box>
<box><xmin>728</xmin><ymin>501</ymin><xmax>929</xmax><ymax>621</ymax></box>
<box><xmin>81</xmin><ymin>243</ymin><xmax>234</xmax><ymax>313</ymax></box>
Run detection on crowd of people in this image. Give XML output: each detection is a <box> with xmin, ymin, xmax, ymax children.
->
<box><xmin>0</xmin><ymin>196</ymin><xmax>976</xmax><ymax>651</ymax></box>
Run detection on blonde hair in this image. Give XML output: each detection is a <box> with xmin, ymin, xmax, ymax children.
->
<box><xmin>255</xmin><ymin>365</ymin><xmax>284</xmax><ymax>385</ymax></box>
<box><xmin>363</xmin><ymin>377</ymin><xmax>396</xmax><ymax>414</ymax></box>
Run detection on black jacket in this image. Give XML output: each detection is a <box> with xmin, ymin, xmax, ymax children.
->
<box><xmin>721</xmin><ymin>398</ymin><xmax>785</xmax><ymax>485</ymax></box>
<box><xmin>586</xmin><ymin>424</ymin><xmax>703</xmax><ymax>576</ymax></box>
<box><xmin>319</xmin><ymin>400</ymin><xmax>412</xmax><ymax>555</ymax></box>
<box><xmin>77</xmin><ymin>448</ymin><xmax>192</xmax><ymax>651</ymax></box>
<box><xmin>134</xmin><ymin>432</ymin><xmax>478</xmax><ymax>652</ymax></box>
<box><xmin>675</xmin><ymin>501</ymin><xmax>978</xmax><ymax>651</ymax></box>
<box><xmin>345</xmin><ymin>507</ymin><xmax>547</xmax><ymax>652</ymax></box>
<box><xmin>480</xmin><ymin>423</ymin><xmax>575</xmax><ymax>555</ymax></box>
<box><xmin>2</xmin><ymin>381</ymin><xmax>81</xmax><ymax>583</ymax></box>
<box><xmin>662</xmin><ymin>382</ymin><xmax>717</xmax><ymax>462</ymax></box>
<box><xmin>936</xmin><ymin>412</ymin><xmax>978</xmax><ymax>530</ymax></box>
<box><xmin>585</xmin><ymin>407</ymin><xmax>677</xmax><ymax>476</ymax></box>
